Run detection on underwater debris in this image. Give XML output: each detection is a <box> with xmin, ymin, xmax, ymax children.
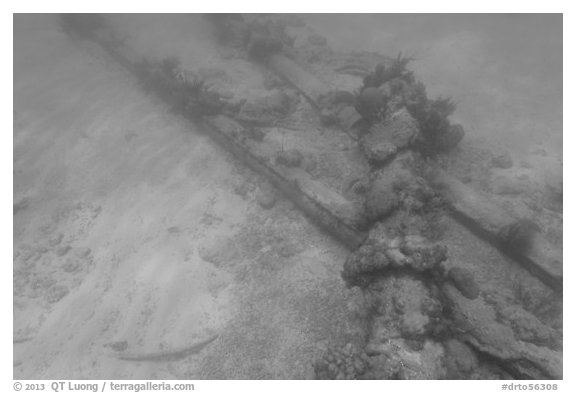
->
<box><xmin>51</xmin><ymin>14</ymin><xmax>562</xmax><ymax>380</ymax></box>
<box><xmin>431</xmin><ymin>170</ymin><xmax>562</xmax><ymax>292</ymax></box>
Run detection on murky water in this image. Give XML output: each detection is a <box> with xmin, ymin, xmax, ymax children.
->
<box><xmin>13</xmin><ymin>14</ymin><xmax>563</xmax><ymax>380</ymax></box>
<box><xmin>303</xmin><ymin>14</ymin><xmax>562</xmax><ymax>155</ymax></box>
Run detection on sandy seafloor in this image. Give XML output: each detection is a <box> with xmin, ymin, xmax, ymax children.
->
<box><xmin>13</xmin><ymin>14</ymin><xmax>562</xmax><ymax>379</ymax></box>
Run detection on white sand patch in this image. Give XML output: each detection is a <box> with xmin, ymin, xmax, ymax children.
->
<box><xmin>14</xmin><ymin>14</ymin><xmax>355</xmax><ymax>379</ymax></box>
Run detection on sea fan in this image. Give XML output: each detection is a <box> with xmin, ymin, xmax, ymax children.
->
<box><xmin>363</xmin><ymin>52</ymin><xmax>415</xmax><ymax>89</ymax></box>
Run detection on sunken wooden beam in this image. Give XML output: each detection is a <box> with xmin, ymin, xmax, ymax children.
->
<box><xmin>432</xmin><ymin>171</ymin><xmax>562</xmax><ymax>292</ymax></box>
<box><xmin>202</xmin><ymin>117</ymin><xmax>366</xmax><ymax>250</ymax></box>
<box><xmin>203</xmin><ymin>16</ymin><xmax>563</xmax><ymax>379</ymax></box>
<box><xmin>209</xmin><ymin>115</ymin><xmax>366</xmax><ymax>230</ymax></box>
<box><xmin>263</xmin><ymin>47</ymin><xmax>562</xmax><ymax>293</ymax></box>
<box><xmin>267</xmin><ymin>54</ymin><xmax>331</xmax><ymax>107</ymax></box>
<box><xmin>62</xmin><ymin>20</ymin><xmax>367</xmax><ymax>252</ymax></box>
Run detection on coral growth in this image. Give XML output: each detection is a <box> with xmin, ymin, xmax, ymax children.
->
<box><xmin>135</xmin><ymin>57</ymin><xmax>226</xmax><ymax>119</ymax></box>
<box><xmin>179</xmin><ymin>76</ymin><xmax>224</xmax><ymax>117</ymax></box>
<box><xmin>362</xmin><ymin>274</ymin><xmax>449</xmax><ymax>379</ymax></box>
<box><xmin>313</xmin><ymin>343</ymin><xmax>370</xmax><ymax>379</ymax></box>
<box><xmin>356</xmin><ymin>59</ymin><xmax>464</xmax><ymax>155</ymax></box>
<box><xmin>341</xmin><ymin>225</ymin><xmax>448</xmax><ymax>288</ymax></box>
<box><xmin>354</xmin><ymin>87</ymin><xmax>388</xmax><ymax>121</ymax></box>
<box><xmin>360</xmin><ymin>109</ymin><xmax>420</xmax><ymax>166</ymax></box>
<box><xmin>362</xmin><ymin>52</ymin><xmax>415</xmax><ymax>89</ymax></box>
<box><xmin>317</xmin><ymin>91</ymin><xmax>360</xmax><ymax>128</ymax></box>
<box><xmin>408</xmin><ymin>96</ymin><xmax>464</xmax><ymax>155</ymax></box>
<box><xmin>363</xmin><ymin>153</ymin><xmax>444</xmax><ymax>223</ymax></box>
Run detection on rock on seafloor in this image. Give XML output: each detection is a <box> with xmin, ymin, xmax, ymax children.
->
<box><xmin>447</xmin><ymin>267</ymin><xmax>480</xmax><ymax>300</ymax></box>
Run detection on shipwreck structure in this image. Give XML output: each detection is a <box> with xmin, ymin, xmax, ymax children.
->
<box><xmin>60</xmin><ymin>14</ymin><xmax>562</xmax><ymax>380</ymax></box>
